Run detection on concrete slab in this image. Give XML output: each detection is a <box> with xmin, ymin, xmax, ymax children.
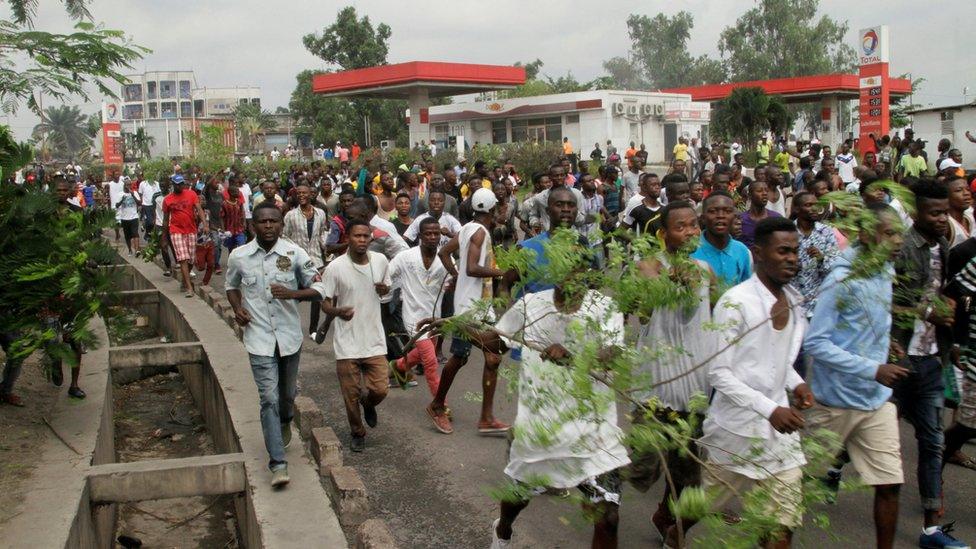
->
<box><xmin>108</xmin><ymin>341</ymin><xmax>205</xmax><ymax>369</ymax></box>
<box><xmin>88</xmin><ymin>453</ymin><xmax>246</xmax><ymax>503</ymax></box>
<box><xmin>121</xmin><ymin>251</ymin><xmax>347</xmax><ymax>548</ymax></box>
<box><xmin>0</xmin><ymin>317</ymin><xmax>112</xmax><ymax>547</ymax></box>
<box><xmin>115</xmin><ymin>289</ymin><xmax>160</xmax><ymax>306</ymax></box>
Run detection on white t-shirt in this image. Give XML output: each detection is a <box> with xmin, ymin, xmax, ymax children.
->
<box><xmin>270</xmin><ymin>150</ymin><xmax>281</xmax><ymax>161</ymax></box>
<box><xmin>389</xmin><ymin>247</ymin><xmax>448</xmax><ymax>338</ymax></box>
<box><xmin>766</xmin><ymin>189</ymin><xmax>787</xmax><ymax>217</ymax></box>
<box><xmin>403</xmin><ymin>212</ymin><xmax>462</xmax><ymax>248</ymax></box>
<box><xmin>153</xmin><ymin>191</ymin><xmax>167</xmax><ymax>227</ymax></box>
<box><xmin>496</xmin><ymin>289</ymin><xmax>630</xmax><ymax>488</ymax></box>
<box><xmin>116</xmin><ymin>189</ymin><xmax>141</xmax><ymax>221</ymax></box>
<box><xmin>454</xmin><ymin>222</ymin><xmax>495</xmax><ymax>321</ymax></box>
<box><xmin>105</xmin><ymin>180</ymin><xmax>123</xmax><ymax>220</ymax></box>
<box><xmin>138</xmin><ymin>180</ymin><xmax>160</xmax><ymax>206</ymax></box>
<box><xmin>239</xmin><ymin>183</ymin><xmax>253</xmax><ymax>220</ymax></box>
<box><xmin>321</xmin><ymin>252</ymin><xmax>391</xmax><ymax>360</ymax></box>
<box><xmin>835</xmin><ymin>153</ymin><xmax>857</xmax><ymax>183</ymax></box>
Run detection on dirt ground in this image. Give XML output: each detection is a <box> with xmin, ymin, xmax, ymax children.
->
<box><xmin>113</xmin><ymin>371</ymin><xmax>239</xmax><ymax>547</ymax></box>
<box><xmin>0</xmin><ymin>354</ymin><xmax>65</xmax><ymax>526</ymax></box>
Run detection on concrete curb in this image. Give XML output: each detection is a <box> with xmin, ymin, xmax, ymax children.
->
<box><xmin>356</xmin><ymin>519</ymin><xmax>397</xmax><ymax>549</ymax></box>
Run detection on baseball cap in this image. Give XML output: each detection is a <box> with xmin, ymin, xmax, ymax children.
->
<box><xmin>940</xmin><ymin>158</ymin><xmax>962</xmax><ymax>170</ymax></box>
<box><xmin>170</xmin><ymin>174</ymin><xmax>185</xmax><ymax>185</ymax></box>
<box><xmin>471</xmin><ymin>188</ymin><xmax>498</xmax><ymax>213</ymax></box>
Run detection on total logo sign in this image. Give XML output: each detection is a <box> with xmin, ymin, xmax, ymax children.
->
<box><xmin>858</xmin><ymin>26</ymin><xmax>889</xmax><ymax>66</ymax></box>
<box><xmin>102</xmin><ymin>101</ymin><xmax>121</xmax><ymax>123</ymax></box>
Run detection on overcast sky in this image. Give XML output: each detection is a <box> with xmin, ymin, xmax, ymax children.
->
<box><xmin>4</xmin><ymin>0</ymin><xmax>973</xmax><ymax>141</ymax></box>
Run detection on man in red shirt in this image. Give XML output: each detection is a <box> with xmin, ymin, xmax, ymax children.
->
<box><xmin>351</xmin><ymin>140</ymin><xmax>361</xmax><ymax>160</ymax></box>
<box><xmin>162</xmin><ymin>175</ymin><xmax>208</xmax><ymax>297</ymax></box>
<box><xmin>220</xmin><ymin>182</ymin><xmax>247</xmax><ymax>254</ymax></box>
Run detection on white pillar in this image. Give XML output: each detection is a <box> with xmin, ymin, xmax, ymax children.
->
<box><xmin>820</xmin><ymin>95</ymin><xmax>841</xmax><ymax>149</ymax></box>
<box><xmin>408</xmin><ymin>87</ymin><xmax>430</xmax><ymax>148</ymax></box>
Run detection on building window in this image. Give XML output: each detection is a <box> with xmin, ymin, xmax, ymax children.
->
<box><xmin>544</xmin><ymin>116</ymin><xmax>562</xmax><ymax>143</ymax></box>
<box><xmin>566</xmin><ymin>114</ymin><xmax>580</xmax><ymax>124</ymax></box>
<box><xmin>160</xmin><ymin>101</ymin><xmax>177</xmax><ymax>119</ymax></box>
<box><xmin>146</xmin><ymin>81</ymin><xmax>157</xmax><ymax>100</ymax></box>
<box><xmin>941</xmin><ymin>111</ymin><xmax>954</xmax><ymax>135</ymax></box>
<box><xmin>180</xmin><ymin>101</ymin><xmax>192</xmax><ymax>118</ymax></box>
<box><xmin>179</xmin><ymin>81</ymin><xmax>191</xmax><ymax>99</ymax></box>
<box><xmin>250</xmin><ymin>98</ymin><xmax>261</xmax><ymax>108</ymax></box>
<box><xmin>239</xmin><ymin>98</ymin><xmax>248</xmax><ymax>105</ymax></box>
<box><xmin>122</xmin><ymin>104</ymin><xmax>143</xmax><ymax>120</ymax></box>
<box><xmin>510</xmin><ymin>119</ymin><xmax>527</xmax><ymax>143</ymax></box>
<box><xmin>433</xmin><ymin>124</ymin><xmax>449</xmax><ymax>143</ymax></box>
<box><xmin>194</xmin><ymin>100</ymin><xmax>205</xmax><ymax>117</ymax></box>
<box><xmin>148</xmin><ymin>103</ymin><xmax>158</xmax><ymax>118</ymax></box>
<box><xmin>491</xmin><ymin>120</ymin><xmax>507</xmax><ymax>144</ymax></box>
<box><xmin>123</xmin><ymin>84</ymin><xmax>142</xmax><ymax>102</ymax></box>
<box><xmin>159</xmin><ymin>81</ymin><xmax>175</xmax><ymax>99</ymax></box>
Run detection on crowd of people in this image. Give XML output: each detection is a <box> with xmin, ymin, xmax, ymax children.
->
<box><xmin>3</xmin><ymin>129</ymin><xmax>976</xmax><ymax>549</ymax></box>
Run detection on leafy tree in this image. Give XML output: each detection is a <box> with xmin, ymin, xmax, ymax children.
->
<box><xmin>1</xmin><ymin>1</ymin><xmax>148</xmax><ymax>114</ymax></box>
<box><xmin>718</xmin><ymin>0</ymin><xmax>855</xmax><ymax>82</ymax></box>
<box><xmin>513</xmin><ymin>59</ymin><xmax>544</xmax><ymax>81</ymax></box>
<box><xmin>501</xmin><ymin>61</ymin><xmax>609</xmax><ymax>99</ymax></box>
<box><xmin>32</xmin><ymin>105</ymin><xmax>89</xmax><ymax>160</ymax></box>
<box><xmin>0</xmin><ymin>123</ymin><xmax>32</xmax><ymax>181</ymax></box>
<box><xmin>711</xmin><ymin>87</ymin><xmax>790</xmax><ymax>148</ymax></box>
<box><xmin>84</xmin><ymin>111</ymin><xmax>101</xmax><ymax>139</ymax></box>
<box><xmin>234</xmin><ymin>103</ymin><xmax>276</xmax><ymax>152</ymax></box>
<box><xmin>123</xmin><ymin>127</ymin><xmax>154</xmax><ymax>160</ymax></box>
<box><xmin>289</xmin><ymin>6</ymin><xmax>405</xmax><ymax>146</ymax></box>
<box><xmin>601</xmin><ymin>56</ymin><xmax>650</xmax><ymax>90</ymax></box>
<box><xmin>619</xmin><ymin>12</ymin><xmax>725</xmax><ymax>89</ymax></box>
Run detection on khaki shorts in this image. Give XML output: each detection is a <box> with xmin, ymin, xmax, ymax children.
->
<box><xmin>702</xmin><ymin>465</ymin><xmax>803</xmax><ymax>529</ymax></box>
<box><xmin>805</xmin><ymin>401</ymin><xmax>904</xmax><ymax>486</ymax></box>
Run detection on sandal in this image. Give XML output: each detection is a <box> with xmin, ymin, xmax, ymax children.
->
<box><xmin>477</xmin><ymin>419</ymin><xmax>511</xmax><ymax>436</ymax></box>
<box><xmin>946</xmin><ymin>451</ymin><xmax>976</xmax><ymax>471</ymax></box>
<box><xmin>67</xmin><ymin>386</ymin><xmax>86</xmax><ymax>399</ymax></box>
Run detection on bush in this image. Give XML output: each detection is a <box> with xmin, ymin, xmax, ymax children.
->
<box><xmin>504</xmin><ymin>141</ymin><xmax>563</xmax><ymax>180</ymax></box>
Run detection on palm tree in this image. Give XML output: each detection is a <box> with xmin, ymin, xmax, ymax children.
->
<box><xmin>234</xmin><ymin>103</ymin><xmax>276</xmax><ymax>152</ymax></box>
<box><xmin>711</xmin><ymin>87</ymin><xmax>791</xmax><ymax>149</ymax></box>
<box><xmin>124</xmin><ymin>127</ymin><xmax>155</xmax><ymax>160</ymax></box>
<box><xmin>31</xmin><ymin>105</ymin><xmax>90</xmax><ymax>161</ymax></box>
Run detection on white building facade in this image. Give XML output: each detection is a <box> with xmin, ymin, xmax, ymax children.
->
<box><xmin>420</xmin><ymin>90</ymin><xmax>710</xmax><ymax>165</ymax></box>
<box><xmin>910</xmin><ymin>101</ymin><xmax>976</xmax><ymax>170</ymax></box>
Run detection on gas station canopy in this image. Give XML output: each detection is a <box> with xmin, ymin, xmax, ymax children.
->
<box><xmin>311</xmin><ymin>61</ymin><xmax>526</xmax><ymax>99</ymax></box>
<box><xmin>662</xmin><ymin>73</ymin><xmax>913</xmax><ymax>103</ymax></box>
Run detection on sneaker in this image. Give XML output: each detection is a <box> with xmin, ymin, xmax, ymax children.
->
<box><xmin>270</xmin><ymin>466</ymin><xmax>290</xmax><ymax>488</ymax></box>
<box><xmin>477</xmin><ymin>419</ymin><xmax>511</xmax><ymax>436</ymax></box>
<box><xmin>362</xmin><ymin>400</ymin><xmax>378</xmax><ymax>428</ymax></box>
<box><xmin>162</xmin><ymin>270</ymin><xmax>172</xmax><ymax>277</ymax></box>
<box><xmin>281</xmin><ymin>423</ymin><xmax>292</xmax><ymax>449</ymax></box>
<box><xmin>821</xmin><ymin>469</ymin><xmax>842</xmax><ymax>505</ymax></box>
<box><xmin>350</xmin><ymin>436</ymin><xmax>365</xmax><ymax>452</ymax></box>
<box><xmin>919</xmin><ymin>522</ymin><xmax>970</xmax><ymax>549</ymax></box>
<box><xmin>0</xmin><ymin>393</ymin><xmax>25</xmax><ymax>407</ymax></box>
<box><xmin>426</xmin><ymin>404</ymin><xmax>454</xmax><ymax>434</ymax></box>
<box><xmin>491</xmin><ymin>518</ymin><xmax>512</xmax><ymax>549</ymax></box>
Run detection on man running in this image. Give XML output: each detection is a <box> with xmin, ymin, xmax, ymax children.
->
<box><xmin>162</xmin><ymin>175</ymin><xmax>207</xmax><ymax>297</ymax></box>
<box><xmin>429</xmin><ymin>188</ymin><xmax>508</xmax><ymax>435</ymax></box>
<box><xmin>388</xmin><ymin>217</ymin><xmax>449</xmax><ymax>397</ymax></box>
<box><xmin>226</xmin><ymin>202</ymin><xmax>326</xmax><ymax>488</ymax></box>
<box><xmin>698</xmin><ymin>216</ymin><xmax>814</xmax><ymax>548</ymax></box>
<box><xmin>320</xmin><ymin>221</ymin><xmax>392</xmax><ymax>452</ymax></box>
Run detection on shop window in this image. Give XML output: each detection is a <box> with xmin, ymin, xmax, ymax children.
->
<box><xmin>511</xmin><ymin>119</ymin><xmax>528</xmax><ymax>142</ymax></box>
<box><xmin>491</xmin><ymin>120</ymin><xmax>507</xmax><ymax>144</ymax></box>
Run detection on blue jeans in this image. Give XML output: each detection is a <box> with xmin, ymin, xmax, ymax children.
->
<box><xmin>894</xmin><ymin>355</ymin><xmax>945</xmax><ymax>510</ymax></box>
<box><xmin>248</xmin><ymin>347</ymin><xmax>300</xmax><ymax>470</ymax></box>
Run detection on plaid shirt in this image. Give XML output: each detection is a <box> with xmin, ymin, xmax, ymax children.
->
<box><xmin>282</xmin><ymin>206</ymin><xmax>329</xmax><ymax>269</ymax></box>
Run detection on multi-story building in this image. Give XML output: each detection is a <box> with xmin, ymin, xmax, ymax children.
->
<box><xmin>116</xmin><ymin>71</ymin><xmax>261</xmax><ymax>158</ymax></box>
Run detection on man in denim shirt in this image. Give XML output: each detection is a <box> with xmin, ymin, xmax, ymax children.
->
<box><xmin>226</xmin><ymin>202</ymin><xmax>326</xmax><ymax>488</ymax></box>
<box><xmin>804</xmin><ymin>203</ymin><xmax>914</xmax><ymax>549</ymax></box>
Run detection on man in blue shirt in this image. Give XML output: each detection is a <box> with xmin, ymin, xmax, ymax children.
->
<box><xmin>803</xmin><ymin>202</ymin><xmax>938</xmax><ymax>549</ymax></box>
<box><xmin>691</xmin><ymin>191</ymin><xmax>751</xmax><ymax>292</ymax></box>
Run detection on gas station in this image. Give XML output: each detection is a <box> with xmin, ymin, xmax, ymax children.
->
<box><xmin>311</xmin><ymin>61</ymin><xmax>526</xmax><ymax>147</ymax></box>
<box><xmin>663</xmin><ymin>25</ymin><xmax>909</xmax><ymax>147</ymax></box>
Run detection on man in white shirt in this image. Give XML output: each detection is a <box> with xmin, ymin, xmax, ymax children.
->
<box><xmin>320</xmin><ymin>220</ymin><xmax>392</xmax><ymax>453</ymax></box>
<box><xmin>138</xmin><ymin>177</ymin><xmax>160</xmax><ymax>236</ymax></box>
<box><xmin>389</xmin><ymin>217</ymin><xmax>449</xmax><ymax>397</ymax></box>
<box><xmin>696</xmin><ymin>216</ymin><xmax>814</xmax><ymax>547</ymax></box>
<box><xmin>270</xmin><ymin>147</ymin><xmax>281</xmax><ymax>161</ymax></box>
<box><xmin>431</xmin><ymin>189</ymin><xmax>509</xmax><ymax>435</ymax></box>
<box><xmin>403</xmin><ymin>189</ymin><xmax>461</xmax><ymax>248</ymax></box>
<box><xmin>835</xmin><ymin>143</ymin><xmax>858</xmax><ymax>187</ymax></box>
<box><xmin>103</xmin><ymin>170</ymin><xmax>124</xmax><ymax>242</ymax></box>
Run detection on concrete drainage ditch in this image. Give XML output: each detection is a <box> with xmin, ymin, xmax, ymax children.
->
<box><xmin>1</xmin><ymin>260</ymin><xmax>346</xmax><ymax>548</ymax></box>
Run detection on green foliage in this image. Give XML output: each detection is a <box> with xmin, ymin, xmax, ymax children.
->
<box><xmin>138</xmin><ymin>157</ymin><xmax>172</xmax><ymax>183</ymax></box>
<box><xmin>123</xmin><ymin>127</ymin><xmax>154</xmax><ymax>161</ymax></box>
<box><xmin>718</xmin><ymin>0</ymin><xmax>856</xmax><ymax>82</ymax></box>
<box><xmin>187</xmin><ymin>125</ymin><xmax>233</xmax><ymax>165</ymax></box>
<box><xmin>711</xmin><ymin>88</ymin><xmax>790</xmax><ymax>147</ymax></box>
<box><xmin>31</xmin><ymin>105</ymin><xmax>91</xmax><ymax>161</ymax></box>
<box><xmin>501</xmin><ymin>60</ymin><xmax>609</xmax><ymax>99</ymax></box>
<box><xmin>234</xmin><ymin>102</ymin><xmax>276</xmax><ymax>153</ymax></box>
<box><xmin>290</xmin><ymin>6</ymin><xmax>406</xmax><ymax>147</ymax></box>
<box><xmin>0</xmin><ymin>124</ymin><xmax>33</xmax><ymax>181</ymax></box>
<box><xmin>620</xmin><ymin>12</ymin><xmax>726</xmax><ymax>89</ymax></box>
<box><xmin>0</xmin><ymin>20</ymin><xmax>148</xmax><ymax>115</ymax></box>
<box><xmin>0</xmin><ymin>182</ymin><xmax>117</xmax><ymax>362</ymax></box>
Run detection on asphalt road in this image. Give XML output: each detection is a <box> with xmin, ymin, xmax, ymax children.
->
<box><xmin>197</xmin><ymin>270</ymin><xmax>975</xmax><ymax>549</ymax></box>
